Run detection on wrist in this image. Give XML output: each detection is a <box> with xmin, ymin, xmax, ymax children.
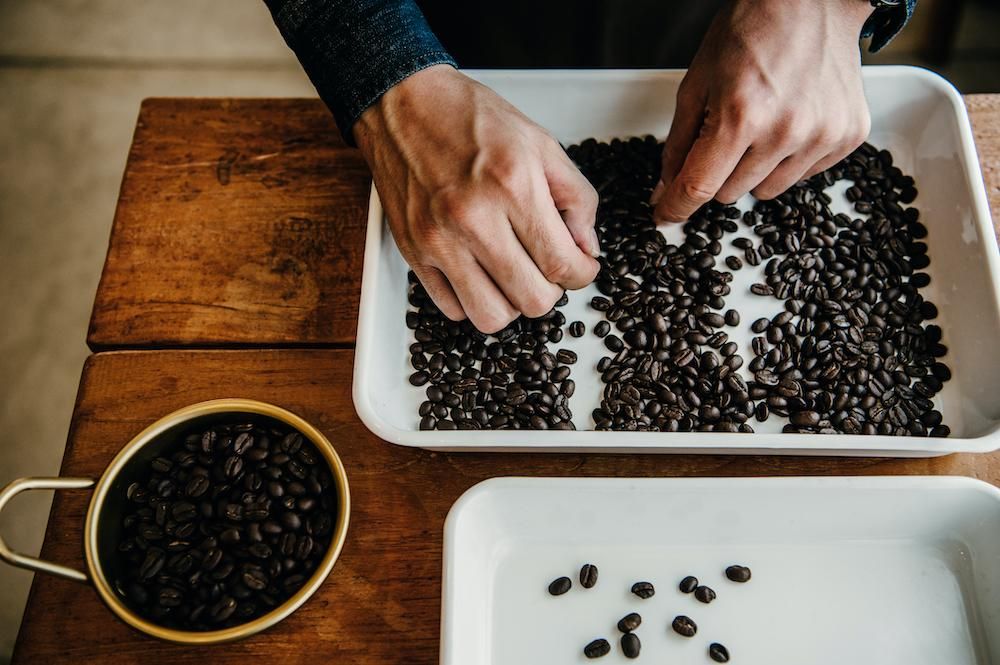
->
<box><xmin>356</xmin><ymin>64</ymin><xmax>457</xmax><ymax>156</ymax></box>
<box><xmin>835</xmin><ymin>0</ymin><xmax>877</xmax><ymax>32</ymax></box>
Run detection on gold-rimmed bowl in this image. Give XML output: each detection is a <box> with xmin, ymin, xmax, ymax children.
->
<box><xmin>0</xmin><ymin>398</ymin><xmax>351</xmax><ymax>644</ymax></box>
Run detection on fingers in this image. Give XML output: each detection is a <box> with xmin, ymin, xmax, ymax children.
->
<box><xmin>803</xmin><ymin>151</ymin><xmax>844</xmax><ymax>179</ymax></box>
<box><xmin>715</xmin><ymin>144</ymin><xmax>787</xmax><ymax>204</ymax></box>
<box><xmin>411</xmin><ymin>264</ymin><xmax>465</xmax><ymax>322</ymax></box>
<box><xmin>471</xmin><ymin>220</ymin><xmax>565</xmax><ymax>319</ymax></box>
<box><xmin>654</xmin><ymin>112</ymin><xmax>750</xmax><ymax>222</ymax></box>
<box><xmin>442</xmin><ymin>255</ymin><xmax>520</xmax><ymax>334</ymax></box>
<box><xmin>751</xmin><ymin>146</ymin><xmax>829</xmax><ymax>200</ymax></box>
<box><xmin>509</xmin><ymin>166</ymin><xmax>600</xmax><ymax>292</ymax></box>
<box><xmin>654</xmin><ymin>81</ymin><xmax>706</xmax><ymax>207</ymax></box>
<box><xmin>542</xmin><ymin>145</ymin><xmax>601</xmax><ymax>257</ymax></box>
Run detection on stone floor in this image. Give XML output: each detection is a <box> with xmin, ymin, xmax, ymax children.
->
<box><xmin>0</xmin><ymin>1</ymin><xmax>996</xmax><ymax>663</ymax></box>
<box><xmin>0</xmin><ymin>3</ymin><xmax>312</xmax><ymax>661</ymax></box>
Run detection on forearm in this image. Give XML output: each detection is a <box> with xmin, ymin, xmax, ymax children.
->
<box><xmin>264</xmin><ymin>0</ymin><xmax>456</xmax><ymax>144</ymax></box>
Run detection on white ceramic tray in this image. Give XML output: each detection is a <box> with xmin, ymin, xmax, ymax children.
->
<box><xmin>441</xmin><ymin>476</ymin><xmax>1000</xmax><ymax>665</ymax></box>
<box><xmin>353</xmin><ymin>67</ymin><xmax>1000</xmax><ymax>455</ymax></box>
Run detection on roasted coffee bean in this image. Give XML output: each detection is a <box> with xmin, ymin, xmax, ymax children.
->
<box><xmin>584</xmin><ymin>638</ymin><xmax>611</xmax><ymax>659</ymax></box>
<box><xmin>725</xmin><ymin>565</ymin><xmax>752</xmax><ymax>582</ymax></box>
<box><xmin>209</xmin><ymin>596</ymin><xmax>237</xmax><ymax>623</ymax></box>
<box><xmin>617</xmin><ymin>612</ymin><xmax>642</xmax><ymax>633</ymax></box>
<box><xmin>406</xmin><ymin>139</ymin><xmax>950</xmax><ymax>436</ymax></box>
<box><xmin>631</xmin><ymin>581</ymin><xmax>655</xmax><ymax>599</ymax></box>
<box><xmin>679</xmin><ymin>575</ymin><xmax>698</xmax><ymax>593</ymax></box>
<box><xmin>114</xmin><ymin>420</ymin><xmax>337</xmax><ymax>631</ymax></box>
<box><xmin>709</xmin><ymin>643</ymin><xmax>731</xmax><ymax>662</ymax></box>
<box><xmin>621</xmin><ymin>633</ymin><xmax>641</xmax><ymax>659</ymax></box>
<box><xmin>694</xmin><ymin>585</ymin><xmax>716</xmax><ymax>603</ymax></box>
<box><xmin>579</xmin><ymin>563</ymin><xmax>599</xmax><ymax>589</ymax></box>
<box><xmin>548</xmin><ymin>576</ymin><xmax>572</xmax><ymax>596</ymax></box>
<box><xmin>671</xmin><ymin>615</ymin><xmax>697</xmax><ymax>637</ymax></box>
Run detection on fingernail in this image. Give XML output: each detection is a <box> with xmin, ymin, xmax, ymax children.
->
<box><xmin>650</xmin><ymin>179</ymin><xmax>665</xmax><ymax>205</ymax></box>
<box><xmin>588</xmin><ymin>228</ymin><xmax>601</xmax><ymax>257</ymax></box>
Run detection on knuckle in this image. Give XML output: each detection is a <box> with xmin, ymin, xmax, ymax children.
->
<box><xmin>721</xmin><ymin>93</ymin><xmax>761</xmax><ymax>134</ymax></box>
<box><xmin>677</xmin><ymin>177</ymin><xmax>716</xmax><ymax>206</ymax></box>
<box><xmin>811</xmin><ymin>123</ymin><xmax>841</xmax><ymax>148</ymax></box>
<box><xmin>847</xmin><ymin>113</ymin><xmax>872</xmax><ymax>147</ymax></box>
<box><xmin>486</xmin><ymin>155</ymin><xmax>529</xmax><ymax>194</ymax></box>
<box><xmin>714</xmin><ymin>185</ymin><xmax>742</xmax><ymax>205</ymax></box>
<box><xmin>433</xmin><ymin>188</ymin><xmax>475</xmax><ymax>223</ymax></box>
<box><xmin>520</xmin><ymin>291</ymin><xmax>557</xmax><ymax>319</ymax></box>
<box><xmin>777</xmin><ymin>116</ymin><xmax>810</xmax><ymax>147</ymax></box>
<box><xmin>752</xmin><ymin>181</ymin><xmax>784</xmax><ymax>201</ymax></box>
<box><xmin>583</xmin><ymin>182</ymin><xmax>600</xmax><ymax>210</ymax></box>
<box><xmin>475</xmin><ymin>309</ymin><xmax>514</xmax><ymax>335</ymax></box>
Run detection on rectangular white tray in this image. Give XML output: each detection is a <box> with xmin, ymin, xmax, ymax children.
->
<box><xmin>353</xmin><ymin>67</ymin><xmax>1000</xmax><ymax>455</ymax></box>
<box><xmin>441</xmin><ymin>476</ymin><xmax>1000</xmax><ymax>665</ymax></box>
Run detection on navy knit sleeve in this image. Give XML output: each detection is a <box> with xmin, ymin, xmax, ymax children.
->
<box><xmin>862</xmin><ymin>0</ymin><xmax>917</xmax><ymax>52</ymax></box>
<box><xmin>264</xmin><ymin>0</ymin><xmax>456</xmax><ymax>145</ymax></box>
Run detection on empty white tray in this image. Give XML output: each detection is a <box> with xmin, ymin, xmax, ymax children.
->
<box><xmin>441</xmin><ymin>476</ymin><xmax>1000</xmax><ymax>665</ymax></box>
<box><xmin>353</xmin><ymin>67</ymin><xmax>1000</xmax><ymax>455</ymax></box>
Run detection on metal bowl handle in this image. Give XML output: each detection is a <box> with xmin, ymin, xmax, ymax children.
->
<box><xmin>0</xmin><ymin>477</ymin><xmax>95</xmax><ymax>583</ymax></box>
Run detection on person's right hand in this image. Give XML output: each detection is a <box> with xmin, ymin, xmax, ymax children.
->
<box><xmin>354</xmin><ymin>65</ymin><xmax>601</xmax><ymax>334</ymax></box>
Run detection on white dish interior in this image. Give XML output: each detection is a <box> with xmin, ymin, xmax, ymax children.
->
<box><xmin>353</xmin><ymin>67</ymin><xmax>1000</xmax><ymax>455</ymax></box>
<box><xmin>441</xmin><ymin>476</ymin><xmax>1000</xmax><ymax>665</ymax></box>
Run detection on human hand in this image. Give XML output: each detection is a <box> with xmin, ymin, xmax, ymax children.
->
<box><xmin>355</xmin><ymin>65</ymin><xmax>601</xmax><ymax>333</ymax></box>
<box><xmin>653</xmin><ymin>0</ymin><xmax>874</xmax><ymax>221</ymax></box>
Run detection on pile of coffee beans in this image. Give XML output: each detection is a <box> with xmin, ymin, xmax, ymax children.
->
<box><xmin>112</xmin><ymin>420</ymin><xmax>338</xmax><ymax>631</ymax></box>
<box><xmin>407</xmin><ymin>273</ymin><xmax>576</xmax><ymax>430</ymax></box>
<box><xmin>405</xmin><ymin>135</ymin><xmax>951</xmax><ymax>435</ymax></box>
<box><xmin>549</xmin><ymin>563</ymin><xmax>750</xmax><ymax>661</ymax></box>
<box><xmin>736</xmin><ymin>144</ymin><xmax>950</xmax><ymax>436</ymax></box>
<box><xmin>565</xmin><ymin>136</ymin><xmax>951</xmax><ymax>435</ymax></box>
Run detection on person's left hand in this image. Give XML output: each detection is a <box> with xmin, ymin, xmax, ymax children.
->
<box><xmin>653</xmin><ymin>0</ymin><xmax>874</xmax><ymax>221</ymax></box>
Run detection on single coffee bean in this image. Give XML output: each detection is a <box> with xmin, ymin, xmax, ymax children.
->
<box><xmin>580</xmin><ymin>563</ymin><xmax>599</xmax><ymax>589</ymax></box>
<box><xmin>617</xmin><ymin>612</ymin><xmax>641</xmax><ymax>633</ymax></box>
<box><xmin>671</xmin><ymin>615</ymin><xmax>697</xmax><ymax>637</ymax></box>
<box><xmin>548</xmin><ymin>576</ymin><xmax>572</xmax><ymax>596</ymax></box>
<box><xmin>584</xmin><ymin>638</ymin><xmax>611</xmax><ymax>659</ymax></box>
<box><xmin>725</xmin><ymin>564</ymin><xmax>752</xmax><ymax>582</ymax></box>
<box><xmin>556</xmin><ymin>349</ymin><xmax>578</xmax><ymax>365</ymax></box>
<box><xmin>621</xmin><ymin>633</ymin><xmax>641</xmax><ymax>659</ymax></box>
<box><xmin>709</xmin><ymin>642</ymin><xmax>730</xmax><ymax>662</ymax></box>
<box><xmin>569</xmin><ymin>321</ymin><xmax>586</xmax><ymax>338</ymax></box>
<box><xmin>631</xmin><ymin>581</ymin><xmax>655</xmax><ymax>599</ymax></box>
<box><xmin>679</xmin><ymin>575</ymin><xmax>698</xmax><ymax>593</ymax></box>
<box><xmin>594</xmin><ymin>321</ymin><xmax>611</xmax><ymax>338</ymax></box>
<box><xmin>694</xmin><ymin>585</ymin><xmax>716</xmax><ymax>603</ymax></box>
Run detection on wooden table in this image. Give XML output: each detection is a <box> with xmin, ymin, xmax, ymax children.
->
<box><xmin>11</xmin><ymin>95</ymin><xmax>1000</xmax><ymax>664</ymax></box>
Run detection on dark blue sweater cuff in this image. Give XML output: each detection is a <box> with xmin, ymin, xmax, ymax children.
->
<box><xmin>862</xmin><ymin>0</ymin><xmax>916</xmax><ymax>52</ymax></box>
<box><xmin>266</xmin><ymin>0</ymin><xmax>457</xmax><ymax>145</ymax></box>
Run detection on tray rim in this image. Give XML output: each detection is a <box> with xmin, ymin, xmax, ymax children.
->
<box><xmin>439</xmin><ymin>475</ymin><xmax>1000</xmax><ymax>665</ymax></box>
<box><xmin>352</xmin><ymin>65</ymin><xmax>1000</xmax><ymax>456</ymax></box>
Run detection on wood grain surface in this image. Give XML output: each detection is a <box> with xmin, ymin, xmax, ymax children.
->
<box><xmin>87</xmin><ymin>96</ymin><xmax>1000</xmax><ymax>350</ymax></box>
<box><xmin>87</xmin><ymin>99</ymin><xmax>370</xmax><ymax>350</ymax></box>
<box><xmin>12</xmin><ymin>350</ymin><xmax>1000</xmax><ymax>664</ymax></box>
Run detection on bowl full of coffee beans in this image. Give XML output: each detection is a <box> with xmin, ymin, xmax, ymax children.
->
<box><xmin>0</xmin><ymin>399</ymin><xmax>350</xmax><ymax>644</ymax></box>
